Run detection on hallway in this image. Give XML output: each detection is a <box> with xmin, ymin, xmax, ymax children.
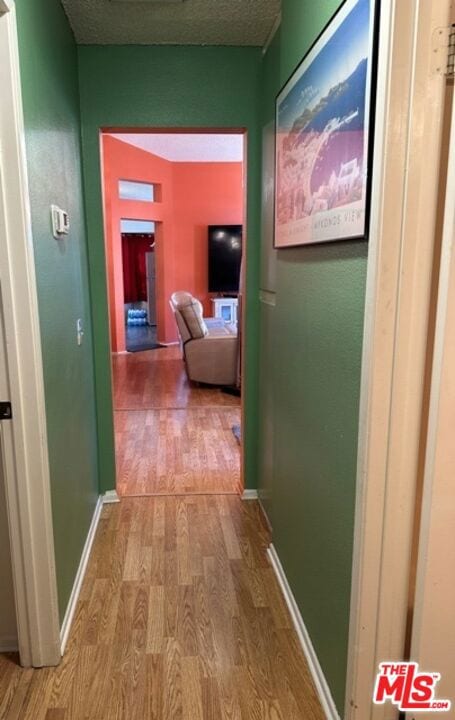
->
<box><xmin>113</xmin><ymin>347</ymin><xmax>241</xmax><ymax>496</ymax></box>
<box><xmin>0</xmin><ymin>496</ymin><xmax>324</xmax><ymax>720</ymax></box>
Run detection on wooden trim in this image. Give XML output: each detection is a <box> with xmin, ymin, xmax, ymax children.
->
<box><xmin>60</xmin><ymin>497</ymin><xmax>103</xmax><ymax>654</ymax></box>
<box><xmin>241</xmin><ymin>489</ymin><xmax>258</xmax><ymax>500</ymax></box>
<box><xmin>409</xmin><ymin>71</ymin><xmax>455</xmax><ymax>702</ymax></box>
<box><xmin>103</xmin><ymin>489</ymin><xmax>120</xmax><ymax>504</ymax></box>
<box><xmin>239</xmin><ymin>131</ymin><xmax>247</xmax><ymax>495</ymax></box>
<box><xmin>0</xmin><ymin>6</ymin><xmax>60</xmax><ymax>666</ymax></box>
<box><xmin>267</xmin><ymin>544</ymin><xmax>340</xmax><ymax>720</ymax></box>
<box><xmin>257</xmin><ymin>497</ymin><xmax>273</xmax><ymax>533</ymax></box>
<box><xmin>346</xmin><ymin>0</ymin><xmax>453</xmax><ymax>717</ymax></box>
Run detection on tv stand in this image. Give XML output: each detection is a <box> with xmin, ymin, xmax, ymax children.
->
<box><xmin>211</xmin><ymin>297</ymin><xmax>238</xmax><ymax>325</ymax></box>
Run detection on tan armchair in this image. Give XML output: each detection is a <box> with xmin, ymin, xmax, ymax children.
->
<box><xmin>170</xmin><ymin>291</ymin><xmax>238</xmax><ymax>385</ymax></box>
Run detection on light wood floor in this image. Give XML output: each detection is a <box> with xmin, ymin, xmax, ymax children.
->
<box><xmin>113</xmin><ymin>348</ymin><xmax>240</xmax><ymax>411</ymax></box>
<box><xmin>115</xmin><ymin>409</ymin><xmax>241</xmax><ymax>496</ymax></box>
<box><xmin>112</xmin><ymin>347</ymin><xmax>241</xmax><ymax>496</ymax></box>
<box><xmin>0</xmin><ymin>496</ymin><xmax>324</xmax><ymax>720</ymax></box>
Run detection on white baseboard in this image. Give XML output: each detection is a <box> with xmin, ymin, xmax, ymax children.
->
<box><xmin>60</xmin><ymin>496</ymin><xmax>103</xmax><ymax>655</ymax></box>
<box><xmin>258</xmin><ymin>497</ymin><xmax>273</xmax><ymax>532</ymax></box>
<box><xmin>242</xmin><ymin>489</ymin><xmax>258</xmax><ymax>500</ymax></box>
<box><xmin>0</xmin><ymin>636</ymin><xmax>18</xmax><ymax>653</ymax></box>
<box><xmin>267</xmin><ymin>544</ymin><xmax>340</xmax><ymax>720</ymax></box>
<box><xmin>103</xmin><ymin>489</ymin><xmax>120</xmax><ymax>504</ymax></box>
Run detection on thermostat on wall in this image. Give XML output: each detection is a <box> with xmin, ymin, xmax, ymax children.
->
<box><xmin>51</xmin><ymin>205</ymin><xmax>70</xmax><ymax>238</ymax></box>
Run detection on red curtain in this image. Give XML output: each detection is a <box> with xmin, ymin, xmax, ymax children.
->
<box><xmin>122</xmin><ymin>233</ymin><xmax>154</xmax><ymax>303</ymax></box>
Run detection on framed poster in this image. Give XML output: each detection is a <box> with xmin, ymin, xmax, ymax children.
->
<box><xmin>274</xmin><ymin>0</ymin><xmax>378</xmax><ymax>248</ymax></box>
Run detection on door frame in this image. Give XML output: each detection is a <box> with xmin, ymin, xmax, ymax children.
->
<box><xmin>408</xmin><ymin>70</ymin><xmax>455</xmax><ymax>708</ymax></box>
<box><xmin>0</xmin><ymin>2</ymin><xmax>60</xmax><ymax>666</ymax></box>
<box><xmin>120</xmin><ymin>231</ymin><xmax>157</xmax><ymax>352</ymax></box>
<box><xmin>145</xmin><ymin>248</ymin><xmax>157</xmax><ymax>328</ymax></box>
<box><xmin>99</xmin><ymin>128</ymin><xmax>248</xmax><ymax>494</ymax></box>
<box><xmin>345</xmin><ymin>0</ymin><xmax>453</xmax><ymax>717</ymax></box>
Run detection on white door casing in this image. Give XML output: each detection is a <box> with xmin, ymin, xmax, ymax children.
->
<box><xmin>408</xmin><ymin>73</ymin><xmax>455</xmax><ymax>711</ymax></box>
<box><xmin>346</xmin><ymin>0</ymin><xmax>453</xmax><ymax>717</ymax></box>
<box><xmin>0</xmin><ymin>3</ymin><xmax>60</xmax><ymax>666</ymax></box>
<box><xmin>0</xmin><ymin>1</ymin><xmax>12</xmax><ymax>15</ymax></box>
<box><xmin>0</xmin><ymin>299</ymin><xmax>18</xmax><ymax>651</ymax></box>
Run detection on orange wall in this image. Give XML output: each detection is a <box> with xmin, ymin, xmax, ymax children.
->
<box><xmin>101</xmin><ymin>135</ymin><xmax>173</xmax><ymax>352</ymax></box>
<box><xmin>101</xmin><ymin>135</ymin><xmax>243</xmax><ymax>350</ymax></box>
<box><xmin>173</xmin><ymin>162</ymin><xmax>244</xmax><ymax>316</ymax></box>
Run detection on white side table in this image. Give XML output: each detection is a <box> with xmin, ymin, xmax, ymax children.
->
<box><xmin>211</xmin><ymin>297</ymin><xmax>238</xmax><ymax>326</ymax></box>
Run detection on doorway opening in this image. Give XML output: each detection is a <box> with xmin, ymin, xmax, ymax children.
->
<box><xmin>100</xmin><ymin>130</ymin><xmax>246</xmax><ymax>498</ymax></box>
<box><xmin>121</xmin><ymin>221</ymin><xmax>159</xmax><ymax>352</ymax></box>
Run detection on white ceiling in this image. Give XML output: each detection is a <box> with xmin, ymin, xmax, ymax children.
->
<box><xmin>110</xmin><ymin>133</ymin><xmax>244</xmax><ymax>162</ymax></box>
<box><xmin>61</xmin><ymin>0</ymin><xmax>281</xmax><ymax>46</ymax></box>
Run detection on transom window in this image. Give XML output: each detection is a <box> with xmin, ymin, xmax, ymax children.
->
<box><xmin>118</xmin><ymin>180</ymin><xmax>154</xmax><ymax>202</ymax></box>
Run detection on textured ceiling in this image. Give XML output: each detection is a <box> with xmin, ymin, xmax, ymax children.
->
<box><xmin>61</xmin><ymin>0</ymin><xmax>281</xmax><ymax>46</ymax></box>
<box><xmin>110</xmin><ymin>133</ymin><xmax>244</xmax><ymax>162</ymax></box>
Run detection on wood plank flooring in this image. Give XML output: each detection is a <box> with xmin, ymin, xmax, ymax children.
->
<box><xmin>0</xmin><ymin>496</ymin><xmax>324</xmax><ymax>720</ymax></box>
<box><xmin>113</xmin><ymin>348</ymin><xmax>240</xmax><ymax>411</ymax></box>
<box><xmin>112</xmin><ymin>347</ymin><xmax>241</xmax><ymax>496</ymax></box>
<box><xmin>116</xmin><ymin>408</ymin><xmax>241</xmax><ymax>496</ymax></box>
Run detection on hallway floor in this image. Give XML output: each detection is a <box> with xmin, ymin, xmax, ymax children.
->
<box><xmin>113</xmin><ymin>347</ymin><xmax>241</xmax><ymax>496</ymax></box>
<box><xmin>0</xmin><ymin>496</ymin><xmax>324</xmax><ymax>720</ymax></box>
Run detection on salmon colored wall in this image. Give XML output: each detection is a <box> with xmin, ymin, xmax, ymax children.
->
<box><xmin>173</xmin><ymin>162</ymin><xmax>244</xmax><ymax>317</ymax></box>
<box><xmin>101</xmin><ymin>135</ymin><xmax>243</xmax><ymax>350</ymax></box>
<box><xmin>101</xmin><ymin>135</ymin><xmax>173</xmax><ymax>351</ymax></box>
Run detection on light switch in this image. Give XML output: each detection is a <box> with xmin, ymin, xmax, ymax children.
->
<box><xmin>76</xmin><ymin>318</ymin><xmax>84</xmax><ymax>346</ymax></box>
<box><xmin>51</xmin><ymin>205</ymin><xmax>70</xmax><ymax>238</ymax></box>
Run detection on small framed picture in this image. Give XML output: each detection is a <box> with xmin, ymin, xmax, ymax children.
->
<box><xmin>275</xmin><ymin>0</ymin><xmax>378</xmax><ymax>248</ymax></box>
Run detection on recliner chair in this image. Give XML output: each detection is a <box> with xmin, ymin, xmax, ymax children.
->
<box><xmin>169</xmin><ymin>291</ymin><xmax>238</xmax><ymax>385</ymax></box>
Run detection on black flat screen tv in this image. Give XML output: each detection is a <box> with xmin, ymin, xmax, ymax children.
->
<box><xmin>208</xmin><ymin>225</ymin><xmax>242</xmax><ymax>294</ymax></box>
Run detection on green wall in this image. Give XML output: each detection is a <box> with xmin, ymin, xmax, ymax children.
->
<box><xmin>14</xmin><ymin>2</ymin><xmax>366</xmax><ymax>705</ymax></box>
<box><xmin>15</xmin><ymin>0</ymin><xmax>99</xmax><ymax>621</ymax></box>
<box><xmin>77</xmin><ymin>45</ymin><xmax>262</xmax><ymax>492</ymax></box>
<box><xmin>257</xmin><ymin>26</ymin><xmax>280</xmax><ymax>521</ymax></box>
<box><xmin>258</xmin><ymin>2</ymin><xmax>368</xmax><ymax>713</ymax></box>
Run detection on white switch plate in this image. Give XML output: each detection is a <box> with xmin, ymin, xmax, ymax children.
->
<box><xmin>76</xmin><ymin>318</ymin><xmax>84</xmax><ymax>346</ymax></box>
<box><xmin>51</xmin><ymin>205</ymin><xmax>70</xmax><ymax>238</ymax></box>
